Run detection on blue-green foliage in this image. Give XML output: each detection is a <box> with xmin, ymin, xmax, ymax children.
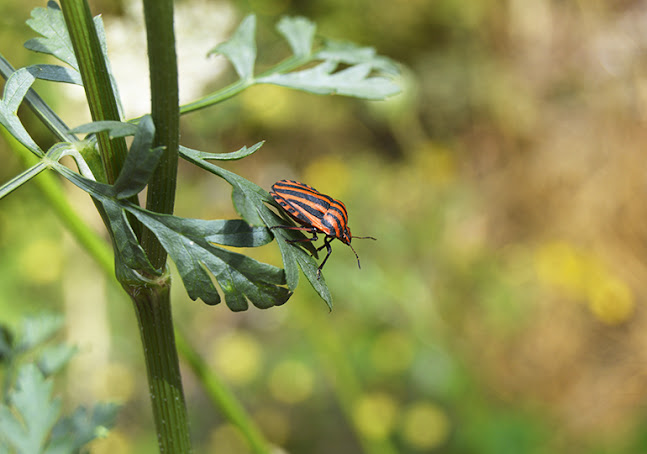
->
<box><xmin>0</xmin><ymin>313</ymin><xmax>119</xmax><ymax>454</ymax></box>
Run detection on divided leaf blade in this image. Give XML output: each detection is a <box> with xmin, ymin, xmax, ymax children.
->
<box><xmin>209</xmin><ymin>14</ymin><xmax>257</xmax><ymax>80</ymax></box>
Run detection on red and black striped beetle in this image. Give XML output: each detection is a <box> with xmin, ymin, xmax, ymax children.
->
<box><xmin>270</xmin><ymin>179</ymin><xmax>376</xmax><ymax>276</ymax></box>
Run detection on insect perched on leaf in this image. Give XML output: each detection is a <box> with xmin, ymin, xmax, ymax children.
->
<box><xmin>270</xmin><ymin>179</ymin><xmax>376</xmax><ymax>277</ymax></box>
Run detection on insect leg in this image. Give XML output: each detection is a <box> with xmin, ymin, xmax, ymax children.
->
<box><xmin>316</xmin><ymin>236</ymin><xmax>334</xmax><ymax>278</ymax></box>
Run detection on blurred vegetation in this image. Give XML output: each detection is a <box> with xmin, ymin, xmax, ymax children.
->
<box><xmin>2</xmin><ymin>0</ymin><xmax>647</xmax><ymax>453</ymax></box>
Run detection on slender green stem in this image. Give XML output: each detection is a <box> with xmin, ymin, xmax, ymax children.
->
<box><xmin>125</xmin><ymin>274</ymin><xmax>191</xmax><ymax>454</ymax></box>
<box><xmin>59</xmin><ymin>0</ymin><xmax>128</xmax><ymax>184</ymax></box>
<box><xmin>0</xmin><ymin>160</ymin><xmax>48</xmax><ymax>200</ymax></box>
<box><xmin>140</xmin><ymin>0</ymin><xmax>180</xmax><ymax>270</ymax></box>
<box><xmin>133</xmin><ymin>1</ymin><xmax>191</xmax><ymax>452</ymax></box>
<box><xmin>179</xmin><ymin>55</ymin><xmax>308</xmax><ymax>116</ymax></box>
<box><xmin>293</xmin><ymin>302</ymin><xmax>399</xmax><ymax>454</ymax></box>
<box><xmin>176</xmin><ymin>333</ymin><xmax>271</xmax><ymax>454</ymax></box>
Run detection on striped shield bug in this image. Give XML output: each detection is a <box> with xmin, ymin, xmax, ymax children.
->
<box><xmin>270</xmin><ymin>179</ymin><xmax>376</xmax><ymax>277</ymax></box>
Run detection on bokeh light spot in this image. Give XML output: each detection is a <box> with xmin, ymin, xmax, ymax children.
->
<box><xmin>587</xmin><ymin>276</ymin><xmax>634</xmax><ymax>325</ymax></box>
<box><xmin>269</xmin><ymin>360</ymin><xmax>315</xmax><ymax>404</ymax></box>
<box><xmin>211</xmin><ymin>333</ymin><xmax>262</xmax><ymax>385</ymax></box>
<box><xmin>352</xmin><ymin>392</ymin><xmax>399</xmax><ymax>440</ymax></box>
<box><xmin>400</xmin><ymin>401</ymin><xmax>451</xmax><ymax>450</ymax></box>
<box><xmin>18</xmin><ymin>238</ymin><xmax>63</xmax><ymax>284</ymax></box>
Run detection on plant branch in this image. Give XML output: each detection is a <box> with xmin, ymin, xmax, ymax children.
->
<box><xmin>59</xmin><ymin>0</ymin><xmax>128</xmax><ymax>184</ymax></box>
<box><xmin>139</xmin><ymin>0</ymin><xmax>180</xmax><ymax>270</ymax></box>
<box><xmin>179</xmin><ymin>55</ymin><xmax>307</xmax><ymax>116</ymax></box>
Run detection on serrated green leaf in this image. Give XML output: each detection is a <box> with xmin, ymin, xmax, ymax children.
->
<box><xmin>258</xmin><ymin>61</ymin><xmax>401</xmax><ymax>100</ymax></box>
<box><xmin>112</xmin><ymin>115</ymin><xmax>163</xmax><ymax>199</ymax></box>
<box><xmin>50</xmin><ymin>402</ymin><xmax>119</xmax><ymax>452</ymax></box>
<box><xmin>70</xmin><ymin>120</ymin><xmax>138</xmax><ymax>139</ymax></box>
<box><xmin>295</xmin><ymin>248</ymin><xmax>332</xmax><ymax>310</ymax></box>
<box><xmin>37</xmin><ymin>343</ymin><xmax>77</xmax><ymax>377</ymax></box>
<box><xmin>0</xmin><ymin>67</ymin><xmax>43</xmax><ymax>155</ymax></box>
<box><xmin>17</xmin><ymin>313</ymin><xmax>64</xmax><ymax>353</ymax></box>
<box><xmin>127</xmin><ymin>207</ymin><xmax>290</xmax><ymax>310</ymax></box>
<box><xmin>209</xmin><ymin>14</ymin><xmax>257</xmax><ymax>80</ymax></box>
<box><xmin>232</xmin><ymin>186</ymin><xmax>263</xmax><ymax>225</ymax></box>
<box><xmin>26</xmin><ymin>64</ymin><xmax>83</xmax><ymax>85</ymax></box>
<box><xmin>315</xmin><ymin>39</ymin><xmax>400</xmax><ymax>75</ymax></box>
<box><xmin>53</xmin><ymin>160</ymin><xmax>114</xmax><ymax>200</ymax></box>
<box><xmin>0</xmin><ymin>364</ymin><xmax>61</xmax><ymax>454</ymax></box>
<box><xmin>180</xmin><ymin>145</ymin><xmax>331</xmax><ymax>306</ymax></box>
<box><xmin>126</xmin><ymin>210</ymin><xmax>273</xmax><ymax>248</ymax></box>
<box><xmin>257</xmin><ymin>208</ymin><xmax>300</xmax><ymax>291</ymax></box>
<box><xmin>24</xmin><ymin>3</ymin><xmax>78</xmax><ymax>70</ymax></box>
<box><xmin>4</xmin><ymin>68</ymin><xmax>36</xmax><ymax>113</ymax></box>
<box><xmin>277</xmin><ymin>16</ymin><xmax>315</xmax><ymax>58</ymax></box>
<box><xmin>102</xmin><ymin>199</ymin><xmax>156</xmax><ymax>273</ymax></box>
<box><xmin>24</xmin><ymin>2</ymin><xmax>124</xmax><ymax>116</ymax></box>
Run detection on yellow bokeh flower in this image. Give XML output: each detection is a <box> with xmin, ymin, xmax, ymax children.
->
<box><xmin>268</xmin><ymin>359</ymin><xmax>315</xmax><ymax>404</ymax></box>
<box><xmin>587</xmin><ymin>276</ymin><xmax>634</xmax><ymax>325</ymax></box>
<box><xmin>400</xmin><ymin>401</ymin><xmax>451</xmax><ymax>450</ymax></box>
<box><xmin>352</xmin><ymin>392</ymin><xmax>399</xmax><ymax>440</ymax></box>
<box><xmin>210</xmin><ymin>332</ymin><xmax>262</xmax><ymax>385</ymax></box>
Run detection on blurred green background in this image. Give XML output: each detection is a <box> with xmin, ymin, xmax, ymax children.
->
<box><xmin>2</xmin><ymin>0</ymin><xmax>646</xmax><ymax>453</ymax></box>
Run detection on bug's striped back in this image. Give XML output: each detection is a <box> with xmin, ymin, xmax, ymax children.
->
<box><xmin>270</xmin><ymin>180</ymin><xmax>351</xmax><ymax>243</ymax></box>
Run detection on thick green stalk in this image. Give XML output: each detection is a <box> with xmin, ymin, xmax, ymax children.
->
<box><xmin>134</xmin><ymin>0</ymin><xmax>190</xmax><ymax>452</ymax></box>
<box><xmin>126</xmin><ymin>275</ymin><xmax>191</xmax><ymax>453</ymax></box>
<box><xmin>59</xmin><ymin>0</ymin><xmax>190</xmax><ymax>452</ymax></box>
<box><xmin>140</xmin><ymin>0</ymin><xmax>179</xmax><ymax>269</ymax></box>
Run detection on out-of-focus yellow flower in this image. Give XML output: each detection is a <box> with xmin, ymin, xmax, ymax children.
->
<box><xmin>400</xmin><ymin>401</ymin><xmax>451</xmax><ymax>450</ymax></box>
<box><xmin>302</xmin><ymin>156</ymin><xmax>350</xmax><ymax>198</ymax></box>
<box><xmin>352</xmin><ymin>392</ymin><xmax>399</xmax><ymax>440</ymax></box>
<box><xmin>370</xmin><ymin>330</ymin><xmax>415</xmax><ymax>374</ymax></box>
<box><xmin>210</xmin><ymin>332</ymin><xmax>262</xmax><ymax>385</ymax></box>
<box><xmin>588</xmin><ymin>276</ymin><xmax>634</xmax><ymax>325</ymax></box>
<box><xmin>534</xmin><ymin>241</ymin><xmax>590</xmax><ymax>297</ymax></box>
<box><xmin>269</xmin><ymin>359</ymin><xmax>315</xmax><ymax>404</ymax></box>
<box><xmin>18</xmin><ymin>238</ymin><xmax>63</xmax><ymax>284</ymax></box>
<box><xmin>534</xmin><ymin>240</ymin><xmax>635</xmax><ymax>324</ymax></box>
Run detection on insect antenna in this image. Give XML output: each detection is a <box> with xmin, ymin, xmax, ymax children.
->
<box><xmin>348</xmin><ymin>236</ymin><xmax>376</xmax><ymax>269</ymax></box>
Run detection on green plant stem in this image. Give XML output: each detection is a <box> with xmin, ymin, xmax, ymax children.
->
<box><xmin>59</xmin><ymin>0</ymin><xmax>128</xmax><ymax>184</ymax></box>
<box><xmin>127</xmin><ymin>276</ymin><xmax>192</xmax><ymax>454</ymax></box>
<box><xmin>179</xmin><ymin>55</ymin><xmax>307</xmax><ymax>115</ymax></box>
<box><xmin>140</xmin><ymin>0</ymin><xmax>180</xmax><ymax>270</ymax></box>
<box><xmin>4</xmin><ymin>129</ymin><xmax>270</xmax><ymax>453</ymax></box>
<box><xmin>58</xmin><ymin>1</ymin><xmax>190</xmax><ymax>452</ymax></box>
<box><xmin>176</xmin><ymin>334</ymin><xmax>271</xmax><ymax>454</ymax></box>
<box><xmin>293</xmin><ymin>302</ymin><xmax>399</xmax><ymax>454</ymax></box>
